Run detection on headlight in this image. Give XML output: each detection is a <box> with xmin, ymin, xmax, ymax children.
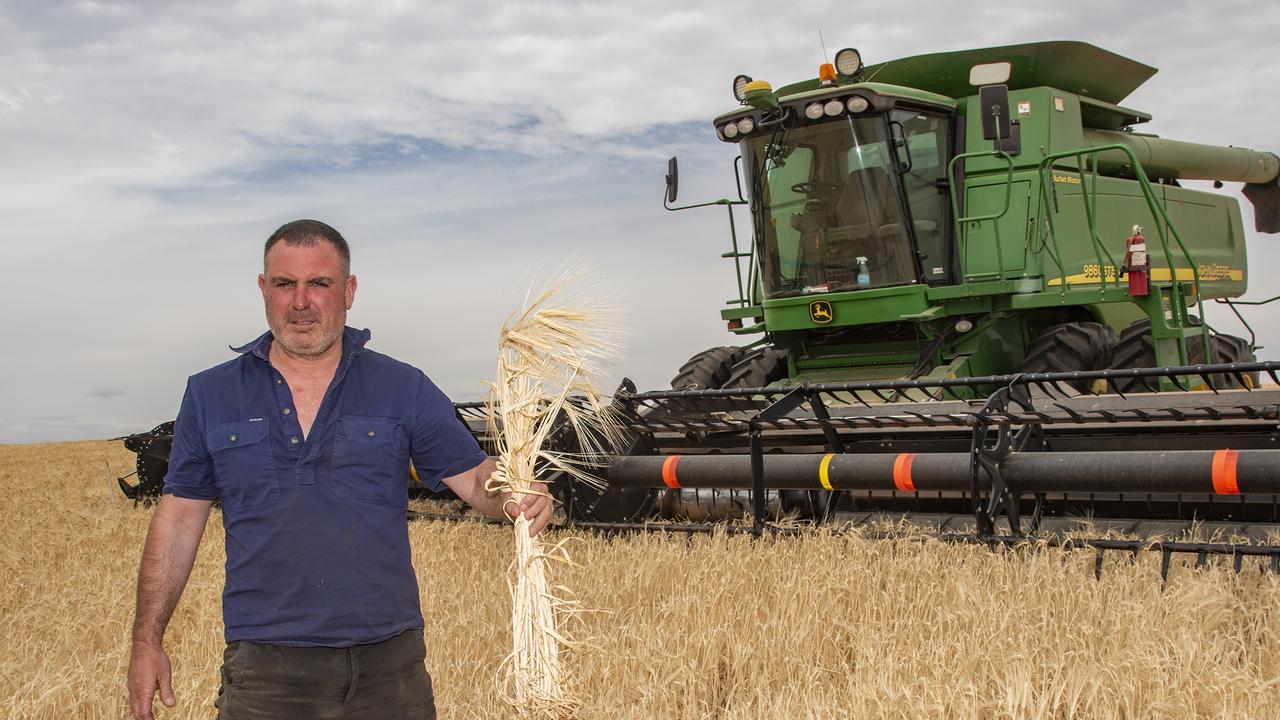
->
<box><xmin>835</xmin><ymin>48</ymin><xmax>862</xmax><ymax>77</ymax></box>
<box><xmin>823</xmin><ymin>99</ymin><xmax>844</xmax><ymax>116</ymax></box>
<box><xmin>846</xmin><ymin>96</ymin><xmax>869</xmax><ymax>113</ymax></box>
<box><xmin>733</xmin><ymin>74</ymin><xmax>752</xmax><ymax>102</ymax></box>
<box><xmin>736</xmin><ymin>117</ymin><xmax>754</xmax><ymax>135</ymax></box>
<box><xmin>804</xmin><ymin>103</ymin><xmax>824</xmax><ymax>120</ymax></box>
<box><xmin>722</xmin><ymin>122</ymin><xmax>739</xmax><ymax>139</ymax></box>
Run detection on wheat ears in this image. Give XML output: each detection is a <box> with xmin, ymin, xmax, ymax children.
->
<box><xmin>485</xmin><ymin>268</ymin><xmax>623</xmax><ymax>717</ymax></box>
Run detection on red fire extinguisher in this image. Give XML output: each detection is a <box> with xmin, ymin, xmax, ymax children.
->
<box><xmin>1124</xmin><ymin>225</ymin><xmax>1149</xmax><ymax>297</ymax></box>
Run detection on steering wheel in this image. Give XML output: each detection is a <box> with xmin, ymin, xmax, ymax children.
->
<box><xmin>791</xmin><ymin>181</ymin><xmax>838</xmax><ymax>195</ymax></box>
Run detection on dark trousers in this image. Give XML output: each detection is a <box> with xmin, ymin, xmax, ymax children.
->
<box><xmin>215</xmin><ymin>628</ymin><xmax>436</xmax><ymax>719</ymax></box>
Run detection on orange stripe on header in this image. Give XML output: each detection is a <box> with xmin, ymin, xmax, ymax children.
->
<box><xmin>1212</xmin><ymin>449</ymin><xmax>1240</xmax><ymax>495</ymax></box>
<box><xmin>661</xmin><ymin>455</ymin><xmax>682</xmax><ymax>489</ymax></box>
<box><xmin>892</xmin><ymin>453</ymin><xmax>916</xmax><ymax>492</ymax></box>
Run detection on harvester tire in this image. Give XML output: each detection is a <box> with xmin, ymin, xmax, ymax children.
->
<box><xmin>670</xmin><ymin>346</ymin><xmax>745</xmax><ymax>389</ymax></box>
<box><xmin>659</xmin><ymin>346</ymin><xmax>802</xmax><ymax>522</ymax></box>
<box><xmin>722</xmin><ymin>347</ymin><xmax>788</xmax><ymax>389</ymax></box>
<box><xmin>1106</xmin><ymin>320</ymin><xmax>1257</xmax><ymax>392</ymax></box>
<box><xmin>1201</xmin><ymin>333</ymin><xmax>1259</xmax><ymax>388</ymax></box>
<box><xmin>1021</xmin><ymin>322</ymin><xmax>1116</xmax><ymax>392</ymax></box>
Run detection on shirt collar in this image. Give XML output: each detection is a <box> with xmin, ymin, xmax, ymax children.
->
<box><xmin>231</xmin><ymin>326</ymin><xmax>372</xmax><ymax>362</ymax></box>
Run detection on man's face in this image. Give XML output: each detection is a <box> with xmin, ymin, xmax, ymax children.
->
<box><xmin>258</xmin><ymin>241</ymin><xmax>357</xmax><ymax>359</ymax></box>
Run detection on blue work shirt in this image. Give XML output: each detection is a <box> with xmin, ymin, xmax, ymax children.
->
<box><xmin>163</xmin><ymin>326</ymin><xmax>487</xmax><ymax>647</ymax></box>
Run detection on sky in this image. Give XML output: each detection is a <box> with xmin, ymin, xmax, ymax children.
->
<box><xmin>2</xmin><ymin>0</ymin><xmax>1279</xmax><ymax>443</ymax></box>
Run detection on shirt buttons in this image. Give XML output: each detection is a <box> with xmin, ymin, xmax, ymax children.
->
<box><xmin>367</xmin><ymin>430</ymin><xmax>376</xmax><ymax>437</ymax></box>
<box><xmin>290</xmin><ymin>436</ymin><xmax>299</xmax><ymax>445</ymax></box>
<box><xmin>282</xmin><ymin>408</ymin><xmax>292</xmax><ymax>415</ymax></box>
<box><xmin>230</xmin><ymin>434</ymin><xmax>237</xmax><ymax>442</ymax></box>
<box><xmin>276</xmin><ymin>378</ymin><xmax>283</xmax><ymax>385</ymax></box>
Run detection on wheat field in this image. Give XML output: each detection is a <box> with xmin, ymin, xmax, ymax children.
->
<box><xmin>2</xmin><ymin>439</ymin><xmax>1279</xmax><ymax>719</ymax></box>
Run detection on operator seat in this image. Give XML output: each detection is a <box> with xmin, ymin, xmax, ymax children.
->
<box><xmin>829</xmin><ymin>167</ymin><xmax>914</xmax><ymax>285</ymax></box>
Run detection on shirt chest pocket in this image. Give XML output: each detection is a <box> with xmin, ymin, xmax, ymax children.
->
<box><xmin>330</xmin><ymin>416</ymin><xmax>405</xmax><ymax>506</ymax></box>
<box><xmin>206</xmin><ymin>421</ymin><xmax>278</xmax><ymax>508</ymax></box>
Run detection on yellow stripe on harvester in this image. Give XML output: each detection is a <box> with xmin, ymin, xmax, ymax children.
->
<box><xmin>1047</xmin><ymin>267</ymin><xmax>1244</xmax><ymax>286</ymax></box>
<box><xmin>819</xmin><ymin>453</ymin><xmax>835</xmax><ymax>491</ymax></box>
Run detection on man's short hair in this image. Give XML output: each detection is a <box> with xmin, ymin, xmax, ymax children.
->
<box><xmin>264</xmin><ymin>219</ymin><xmax>351</xmax><ymax>276</ymax></box>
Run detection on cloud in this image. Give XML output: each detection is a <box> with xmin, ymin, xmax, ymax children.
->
<box><xmin>2</xmin><ymin>0</ymin><xmax>1279</xmax><ymax>441</ymax></box>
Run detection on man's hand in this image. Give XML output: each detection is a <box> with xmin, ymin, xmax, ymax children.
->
<box><xmin>502</xmin><ymin>481</ymin><xmax>553</xmax><ymax>537</ymax></box>
<box><xmin>128</xmin><ymin>495</ymin><xmax>210</xmax><ymax>720</ymax></box>
<box><xmin>128</xmin><ymin>640</ymin><xmax>176</xmax><ymax>720</ymax></box>
<box><xmin>442</xmin><ymin>460</ymin><xmax>557</xmax><ymax>537</ymax></box>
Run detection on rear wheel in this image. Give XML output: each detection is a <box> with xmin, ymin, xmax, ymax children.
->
<box><xmin>671</xmin><ymin>346</ymin><xmax>745</xmax><ymax>389</ymax></box>
<box><xmin>722</xmin><ymin>347</ymin><xmax>788</xmax><ymax>388</ymax></box>
<box><xmin>1020</xmin><ymin>322</ymin><xmax>1116</xmax><ymax>392</ymax></box>
<box><xmin>1106</xmin><ymin>320</ymin><xmax>1257</xmax><ymax>392</ymax></box>
<box><xmin>1200</xmin><ymin>333</ymin><xmax>1259</xmax><ymax>388</ymax></box>
<box><xmin>661</xmin><ymin>346</ymin><xmax>804</xmax><ymax>521</ymax></box>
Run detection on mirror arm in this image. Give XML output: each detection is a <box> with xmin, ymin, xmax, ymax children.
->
<box><xmin>664</xmin><ymin>191</ymin><xmax>747</xmax><ymax>212</ymax></box>
<box><xmin>663</xmin><ymin>155</ymin><xmax>750</xmax><ymax>211</ymax></box>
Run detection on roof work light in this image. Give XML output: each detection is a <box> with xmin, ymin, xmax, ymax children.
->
<box><xmin>835</xmin><ymin>47</ymin><xmax>863</xmax><ymax>77</ymax></box>
<box><xmin>733</xmin><ymin>74</ymin><xmax>753</xmax><ymax>102</ymax></box>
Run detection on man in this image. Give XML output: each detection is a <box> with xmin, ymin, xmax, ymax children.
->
<box><xmin>127</xmin><ymin>219</ymin><xmax>549</xmax><ymax>719</ymax></box>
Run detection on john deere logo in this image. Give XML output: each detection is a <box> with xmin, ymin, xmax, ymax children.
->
<box><xmin>809</xmin><ymin>300</ymin><xmax>833</xmax><ymax>324</ymax></box>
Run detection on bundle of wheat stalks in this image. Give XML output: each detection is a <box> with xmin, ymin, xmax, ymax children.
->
<box><xmin>485</xmin><ymin>271</ymin><xmax>622</xmax><ymax>717</ymax></box>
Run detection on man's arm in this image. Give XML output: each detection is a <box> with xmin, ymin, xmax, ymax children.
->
<box><xmin>441</xmin><ymin>457</ymin><xmax>553</xmax><ymax>536</ymax></box>
<box><xmin>127</xmin><ymin>495</ymin><xmax>213</xmax><ymax>720</ymax></box>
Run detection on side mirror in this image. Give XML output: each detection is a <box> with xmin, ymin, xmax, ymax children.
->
<box><xmin>665</xmin><ymin>157</ymin><xmax>680</xmax><ymax>204</ymax></box>
<box><xmin>978</xmin><ymin>84</ymin><xmax>1012</xmax><ymax>141</ymax></box>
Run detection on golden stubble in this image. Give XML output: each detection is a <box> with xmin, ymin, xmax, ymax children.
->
<box><xmin>3</xmin><ymin>440</ymin><xmax>1279</xmax><ymax>719</ymax></box>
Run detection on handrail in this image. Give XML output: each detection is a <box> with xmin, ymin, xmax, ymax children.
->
<box><xmin>946</xmin><ymin>150</ymin><xmax>1016</xmax><ymax>289</ymax></box>
<box><xmin>1036</xmin><ymin>155</ymin><xmax>1123</xmax><ymax>292</ymax></box>
<box><xmin>1213</xmin><ymin>295</ymin><xmax>1277</xmax><ymax>351</ymax></box>
<box><xmin>664</xmin><ymin>189</ymin><xmax>752</xmax><ymax>309</ymax></box>
<box><xmin>1077</xmin><ymin>152</ymin><xmax>1122</xmax><ymax>288</ymax></box>
<box><xmin>1036</xmin><ymin>166</ymin><xmax>1072</xmax><ymax>291</ymax></box>
<box><xmin>1030</xmin><ymin>195</ymin><xmax>1067</xmax><ymax>288</ymax></box>
<box><xmin>1036</xmin><ymin>144</ymin><xmax>1210</xmax><ymax>367</ymax></box>
<box><xmin>1036</xmin><ymin>144</ymin><xmax>1206</xmax><ymax>313</ymax></box>
<box><xmin>723</xmin><ymin>202</ymin><xmax>750</xmax><ymax>307</ymax></box>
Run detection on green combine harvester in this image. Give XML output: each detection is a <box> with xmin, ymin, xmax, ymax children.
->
<box><xmin>122</xmin><ymin>41</ymin><xmax>1280</xmax><ymax>569</ymax></box>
